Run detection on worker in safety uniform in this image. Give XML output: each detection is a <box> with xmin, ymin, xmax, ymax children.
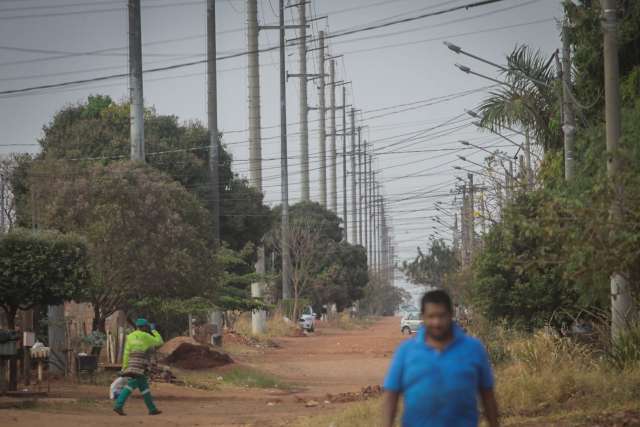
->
<box><xmin>113</xmin><ymin>318</ymin><xmax>163</xmax><ymax>416</ymax></box>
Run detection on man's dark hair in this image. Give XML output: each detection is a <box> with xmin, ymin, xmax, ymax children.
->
<box><xmin>420</xmin><ymin>289</ymin><xmax>453</xmax><ymax>314</ymax></box>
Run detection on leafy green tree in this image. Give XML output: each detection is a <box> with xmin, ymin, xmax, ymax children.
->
<box><xmin>29</xmin><ymin>161</ymin><xmax>219</xmax><ymax>332</ymax></box>
<box><xmin>311</xmin><ymin>242</ymin><xmax>368</xmax><ymax>312</ymax></box>
<box><xmin>22</xmin><ymin>95</ymin><xmax>270</xmax><ymax>253</ymax></box>
<box><xmin>402</xmin><ymin>239</ymin><xmax>459</xmax><ymax>289</ymax></box>
<box><xmin>0</xmin><ymin>229</ymin><xmax>89</xmax><ymax>329</ymax></box>
<box><xmin>478</xmin><ymin>44</ymin><xmax>560</xmax><ymax>151</ymax></box>
<box><xmin>267</xmin><ymin>201</ymin><xmax>368</xmax><ymax>314</ymax></box>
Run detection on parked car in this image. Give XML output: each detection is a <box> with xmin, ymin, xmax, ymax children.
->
<box><xmin>299</xmin><ymin>305</ymin><xmax>316</xmax><ymax>332</ymax></box>
<box><xmin>401</xmin><ymin>312</ymin><xmax>422</xmax><ymax>335</ymax></box>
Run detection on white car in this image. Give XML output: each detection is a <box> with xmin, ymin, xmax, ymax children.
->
<box><xmin>298</xmin><ymin>305</ymin><xmax>316</xmax><ymax>332</ymax></box>
<box><xmin>401</xmin><ymin>312</ymin><xmax>422</xmax><ymax>335</ymax></box>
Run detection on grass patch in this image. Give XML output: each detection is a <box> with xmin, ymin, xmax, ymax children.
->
<box><xmin>220</xmin><ymin>366</ymin><xmax>289</xmax><ymax>389</ymax></box>
<box><xmin>293</xmin><ymin>398</ymin><xmax>394</xmax><ymax>427</ymax></box>
<box><xmin>171</xmin><ymin>365</ymin><xmax>289</xmax><ymax>391</ymax></box>
<box><xmin>234</xmin><ymin>311</ymin><xmax>298</xmax><ymax>339</ymax></box>
<box><xmin>328</xmin><ymin>313</ymin><xmax>378</xmax><ymax>331</ymax></box>
<box><xmin>293</xmin><ymin>326</ymin><xmax>640</xmax><ymax>427</ymax></box>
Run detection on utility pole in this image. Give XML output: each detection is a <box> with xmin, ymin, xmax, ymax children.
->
<box><xmin>453</xmin><ymin>213</ymin><xmax>459</xmax><ymax>257</ymax></box>
<box><xmin>561</xmin><ymin>21</ymin><xmax>576</xmax><ymax>181</ymax></box>
<box><xmin>329</xmin><ymin>60</ymin><xmax>337</xmax><ymax>212</ymax></box>
<box><xmin>207</xmin><ymin>0</ymin><xmax>224</xmax><ymax>344</ymax></box>
<box><xmin>279</xmin><ymin>0</ymin><xmax>291</xmax><ymax>300</ymax></box>
<box><xmin>258</xmin><ymin>0</ymin><xmax>307</xmax><ymax>309</ymax></box>
<box><xmin>371</xmin><ymin>181</ymin><xmax>377</xmax><ymax>271</ymax></box>
<box><xmin>461</xmin><ymin>186</ymin><xmax>468</xmax><ymax>266</ymax></box>
<box><xmin>468</xmin><ymin>173</ymin><xmax>475</xmax><ymax>262</ymax></box>
<box><xmin>357</xmin><ymin>130</ymin><xmax>363</xmax><ymax>246</ymax></box>
<box><xmin>298</xmin><ymin>0</ymin><xmax>309</xmax><ymax>202</ymax></box>
<box><xmin>363</xmin><ymin>142</ymin><xmax>368</xmax><ymax>254</ymax></box>
<box><xmin>602</xmin><ymin>0</ymin><xmax>632</xmax><ymax>337</ymax></box>
<box><xmin>342</xmin><ymin>87</ymin><xmax>348</xmax><ymax>240</ymax></box>
<box><xmin>318</xmin><ymin>31</ymin><xmax>327</xmax><ymax>207</ymax></box>
<box><xmin>524</xmin><ymin>130</ymin><xmax>533</xmax><ymax>189</ymax></box>
<box><xmin>247</xmin><ymin>0</ymin><xmax>266</xmax><ymax>334</ymax></box>
<box><xmin>128</xmin><ymin>0</ymin><xmax>144</xmax><ymax>162</ymax></box>
<box><xmin>207</xmin><ymin>0</ymin><xmax>220</xmax><ymax>242</ymax></box>
<box><xmin>350</xmin><ymin>108</ymin><xmax>357</xmax><ymax>244</ymax></box>
<box><xmin>248</xmin><ymin>0</ymin><xmax>262</xmax><ymax>190</ymax></box>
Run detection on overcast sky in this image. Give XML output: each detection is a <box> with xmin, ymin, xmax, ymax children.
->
<box><xmin>0</xmin><ymin>0</ymin><xmax>565</xmax><ymax>292</ymax></box>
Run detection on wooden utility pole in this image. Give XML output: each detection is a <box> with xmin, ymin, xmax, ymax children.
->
<box><xmin>129</xmin><ymin>0</ymin><xmax>144</xmax><ymax>162</ymax></box>
<box><xmin>601</xmin><ymin>0</ymin><xmax>632</xmax><ymax>337</ymax></box>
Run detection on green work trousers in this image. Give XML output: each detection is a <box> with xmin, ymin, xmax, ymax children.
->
<box><xmin>114</xmin><ymin>376</ymin><xmax>158</xmax><ymax>412</ymax></box>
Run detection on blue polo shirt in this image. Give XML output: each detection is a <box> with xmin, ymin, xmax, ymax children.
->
<box><xmin>383</xmin><ymin>324</ymin><xmax>494</xmax><ymax>427</ymax></box>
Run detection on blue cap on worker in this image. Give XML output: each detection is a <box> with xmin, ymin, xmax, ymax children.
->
<box><xmin>135</xmin><ymin>318</ymin><xmax>148</xmax><ymax>327</ymax></box>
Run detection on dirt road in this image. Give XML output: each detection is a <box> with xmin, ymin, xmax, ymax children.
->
<box><xmin>1</xmin><ymin>317</ymin><xmax>404</xmax><ymax>426</ymax></box>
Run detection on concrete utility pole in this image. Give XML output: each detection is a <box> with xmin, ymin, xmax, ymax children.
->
<box><xmin>207</xmin><ymin>0</ymin><xmax>223</xmax><ymax>343</ymax></box>
<box><xmin>468</xmin><ymin>173</ymin><xmax>475</xmax><ymax>262</ymax></box>
<box><xmin>461</xmin><ymin>186</ymin><xmax>468</xmax><ymax>266</ymax></box>
<box><xmin>297</xmin><ymin>1</ymin><xmax>309</xmax><ymax>201</ymax></box>
<box><xmin>561</xmin><ymin>21</ymin><xmax>576</xmax><ymax>181</ymax></box>
<box><xmin>371</xmin><ymin>180</ymin><xmax>377</xmax><ymax>270</ymax></box>
<box><xmin>357</xmin><ymin>130</ymin><xmax>363</xmax><ymax>246</ymax></box>
<box><xmin>128</xmin><ymin>0</ymin><xmax>144</xmax><ymax>162</ymax></box>
<box><xmin>329</xmin><ymin>60</ymin><xmax>337</xmax><ymax>212</ymax></box>
<box><xmin>601</xmin><ymin>0</ymin><xmax>632</xmax><ymax>338</ymax></box>
<box><xmin>524</xmin><ymin>130</ymin><xmax>533</xmax><ymax>189</ymax></box>
<box><xmin>368</xmin><ymin>164</ymin><xmax>374</xmax><ymax>266</ymax></box>
<box><xmin>318</xmin><ymin>31</ymin><xmax>327</xmax><ymax>207</ymax></box>
<box><xmin>453</xmin><ymin>213</ymin><xmax>459</xmax><ymax>257</ymax></box>
<box><xmin>207</xmin><ymin>0</ymin><xmax>220</xmax><ymax>242</ymax></box>
<box><xmin>247</xmin><ymin>0</ymin><xmax>266</xmax><ymax>335</ymax></box>
<box><xmin>350</xmin><ymin>108</ymin><xmax>357</xmax><ymax>244</ymax></box>
<box><xmin>363</xmin><ymin>142</ymin><xmax>368</xmax><ymax>253</ymax></box>
<box><xmin>279</xmin><ymin>0</ymin><xmax>292</xmax><ymax>300</ymax></box>
<box><xmin>248</xmin><ymin>0</ymin><xmax>262</xmax><ymax>190</ymax></box>
<box><xmin>342</xmin><ymin>87</ymin><xmax>348</xmax><ymax>240</ymax></box>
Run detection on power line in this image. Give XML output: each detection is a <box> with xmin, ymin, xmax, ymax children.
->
<box><xmin>0</xmin><ymin>0</ymin><xmax>514</xmax><ymax>96</ymax></box>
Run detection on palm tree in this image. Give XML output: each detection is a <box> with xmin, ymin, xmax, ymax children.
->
<box><xmin>478</xmin><ymin>45</ymin><xmax>561</xmax><ymax>152</ymax></box>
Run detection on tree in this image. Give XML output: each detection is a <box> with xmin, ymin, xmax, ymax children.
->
<box><xmin>478</xmin><ymin>44</ymin><xmax>560</xmax><ymax>151</ymax></box>
<box><xmin>359</xmin><ymin>272</ymin><xmax>411</xmax><ymax>316</ymax></box>
<box><xmin>22</xmin><ymin>95</ymin><xmax>270</xmax><ymax>253</ymax></box>
<box><xmin>0</xmin><ymin>229</ymin><xmax>89</xmax><ymax>329</ymax></box>
<box><xmin>267</xmin><ymin>201</ymin><xmax>368</xmax><ymax>314</ymax></box>
<box><xmin>402</xmin><ymin>239</ymin><xmax>459</xmax><ymax>289</ymax></box>
<box><xmin>29</xmin><ymin>161</ymin><xmax>219</xmax><ymax>331</ymax></box>
<box><xmin>313</xmin><ymin>242</ymin><xmax>368</xmax><ymax>312</ymax></box>
<box><xmin>269</xmin><ymin>218</ymin><xmax>324</xmax><ymax>320</ymax></box>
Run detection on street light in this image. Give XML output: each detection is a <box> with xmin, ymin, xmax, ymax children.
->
<box><xmin>459</xmin><ymin>140</ymin><xmax>512</xmax><ymax>162</ymax></box>
<box><xmin>445</xmin><ymin>41</ymin><xmax>552</xmax><ymax>88</ymax></box>
<box><xmin>454</xmin><ymin>63</ymin><xmax>507</xmax><ymax>86</ymax></box>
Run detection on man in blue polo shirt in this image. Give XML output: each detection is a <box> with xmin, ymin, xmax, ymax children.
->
<box><xmin>383</xmin><ymin>290</ymin><xmax>499</xmax><ymax>427</ymax></box>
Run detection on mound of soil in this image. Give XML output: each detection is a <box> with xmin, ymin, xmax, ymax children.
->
<box><xmin>158</xmin><ymin>336</ymin><xmax>233</xmax><ymax>370</ymax></box>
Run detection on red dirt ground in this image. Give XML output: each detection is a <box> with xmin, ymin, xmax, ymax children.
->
<box><xmin>0</xmin><ymin>316</ymin><xmax>406</xmax><ymax>426</ymax></box>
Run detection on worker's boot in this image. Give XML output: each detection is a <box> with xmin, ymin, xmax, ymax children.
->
<box><xmin>114</xmin><ymin>383</ymin><xmax>133</xmax><ymax>414</ymax></box>
<box><xmin>141</xmin><ymin>389</ymin><xmax>159</xmax><ymax>414</ymax></box>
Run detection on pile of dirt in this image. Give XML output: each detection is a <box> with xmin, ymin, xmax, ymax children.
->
<box><xmin>158</xmin><ymin>336</ymin><xmax>233</xmax><ymax>370</ymax></box>
<box><xmin>325</xmin><ymin>385</ymin><xmax>382</xmax><ymax>403</ymax></box>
